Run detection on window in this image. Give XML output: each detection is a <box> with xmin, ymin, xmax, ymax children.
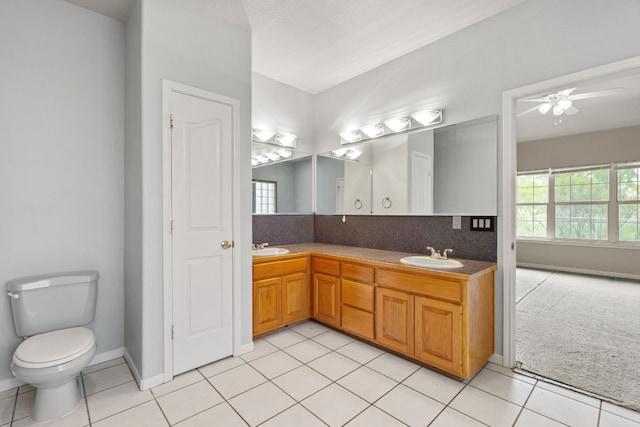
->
<box><xmin>516</xmin><ymin>173</ymin><xmax>548</xmax><ymax>237</ymax></box>
<box><xmin>618</xmin><ymin>162</ymin><xmax>640</xmax><ymax>242</ymax></box>
<box><xmin>253</xmin><ymin>180</ymin><xmax>277</xmax><ymax>214</ymax></box>
<box><xmin>517</xmin><ymin>161</ymin><xmax>640</xmax><ymax>244</ymax></box>
<box><xmin>554</xmin><ymin>167</ymin><xmax>609</xmax><ymax>240</ymax></box>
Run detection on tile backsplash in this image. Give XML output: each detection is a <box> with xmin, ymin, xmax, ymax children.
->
<box><xmin>252</xmin><ymin>214</ymin><xmax>497</xmax><ymax>262</ymax></box>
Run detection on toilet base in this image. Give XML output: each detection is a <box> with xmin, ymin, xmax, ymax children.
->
<box><xmin>31</xmin><ymin>375</ymin><xmax>83</xmax><ymax>422</ymax></box>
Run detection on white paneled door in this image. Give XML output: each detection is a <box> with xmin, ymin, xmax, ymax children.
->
<box><xmin>170</xmin><ymin>90</ymin><xmax>234</xmax><ymax>375</ymax></box>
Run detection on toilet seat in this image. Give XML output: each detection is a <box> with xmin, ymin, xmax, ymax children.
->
<box><xmin>13</xmin><ymin>327</ymin><xmax>95</xmax><ymax>369</ymax></box>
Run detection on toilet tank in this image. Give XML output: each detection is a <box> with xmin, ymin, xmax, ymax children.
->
<box><xmin>7</xmin><ymin>270</ymin><xmax>98</xmax><ymax>337</ymax></box>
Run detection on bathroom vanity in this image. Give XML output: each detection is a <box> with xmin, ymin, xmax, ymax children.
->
<box><xmin>252</xmin><ymin>243</ymin><xmax>496</xmax><ymax>379</ymax></box>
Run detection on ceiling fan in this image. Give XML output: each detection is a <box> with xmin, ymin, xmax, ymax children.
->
<box><xmin>517</xmin><ymin>87</ymin><xmax>624</xmax><ymax>117</ymax></box>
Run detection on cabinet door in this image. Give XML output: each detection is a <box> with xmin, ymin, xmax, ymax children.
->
<box><xmin>313</xmin><ymin>273</ymin><xmax>340</xmax><ymax>327</ymax></box>
<box><xmin>282</xmin><ymin>272</ymin><xmax>309</xmax><ymax>324</ymax></box>
<box><xmin>375</xmin><ymin>287</ymin><xmax>414</xmax><ymax>354</ymax></box>
<box><xmin>414</xmin><ymin>296</ymin><xmax>462</xmax><ymax>376</ymax></box>
<box><xmin>253</xmin><ymin>278</ymin><xmax>281</xmax><ymax>336</ymax></box>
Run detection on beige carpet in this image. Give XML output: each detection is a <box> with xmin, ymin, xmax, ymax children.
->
<box><xmin>516</xmin><ymin>268</ymin><xmax>640</xmax><ymax>411</ymax></box>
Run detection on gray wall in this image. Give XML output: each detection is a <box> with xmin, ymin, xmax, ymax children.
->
<box><xmin>0</xmin><ymin>0</ymin><xmax>125</xmax><ymax>389</ymax></box>
<box><xmin>124</xmin><ymin>0</ymin><xmax>252</xmax><ymax>385</ymax></box>
<box><xmin>517</xmin><ymin>125</ymin><xmax>640</xmax><ymax>278</ymax></box>
<box><xmin>312</xmin><ymin>0</ymin><xmax>640</xmax><ymax>357</ymax></box>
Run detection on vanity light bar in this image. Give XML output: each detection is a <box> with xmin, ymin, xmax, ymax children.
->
<box><xmin>331</xmin><ymin>148</ymin><xmax>363</xmax><ymax>161</ymax></box>
<box><xmin>251</xmin><ymin>149</ymin><xmax>293</xmax><ymax>166</ymax></box>
<box><xmin>252</xmin><ymin>128</ymin><xmax>297</xmax><ymax>149</ymax></box>
<box><xmin>339</xmin><ymin>109</ymin><xmax>442</xmax><ymax>145</ymax></box>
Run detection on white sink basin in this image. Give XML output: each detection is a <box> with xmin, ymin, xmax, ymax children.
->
<box><xmin>252</xmin><ymin>247</ymin><xmax>290</xmax><ymax>257</ymax></box>
<box><xmin>400</xmin><ymin>256</ymin><xmax>463</xmax><ymax>269</ymax></box>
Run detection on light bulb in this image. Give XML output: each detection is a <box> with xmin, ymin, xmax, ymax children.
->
<box><xmin>384</xmin><ymin>117</ymin><xmax>411</xmax><ymax>132</ymax></box>
<box><xmin>360</xmin><ymin>124</ymin><xmax>384</xmax><ymax>138</ymax></box>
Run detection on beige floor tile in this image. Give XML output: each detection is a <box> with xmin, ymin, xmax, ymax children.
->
<box><xmin>514</xmin><ymin>409</ymin><xmax>567</xmax><ymax>426</ymax></box>
<box><xmin>0</xmin><ymin>389</ymin><xmax>15</xmax><ymax>401</ymax></box>
<box><xmin>197</xmin><ymin>356</ymin><xmax>244</xmax><ymax>378</ymax></box>
<box><xmin>83</xmin><ymin>357</ymin><xmax>126</xmax><ymax>375</ymax></box>
<box><xmin>311</xmin><ymin>330</ymin><xmax>354</xmax><ymax>349</ymax></box>
<box><xmin>91</xmin><ymin>401</ymin><xmax>168</xmax><ymax>427</ymax></box>
<box><xmin>261</xmin><ymin>329</ymin><xmax>306</xmax><ymax>349</ymax></box>
<box><xmin>302</xmin><ymin>383</ymin><xmax>369</xmax><ymax>427</ymax></box>
<box><xmin>337</xmin><ymin>366</ymin><xmax>397</xmax><ymax>403</ymax></box>
<box><xmin>260</xmin><ymin>404</ymin><xmax>326</xmax><ymax>427</ymax></box>
<box><xmin>283</xmin><ymin>339</ymin><xmax>331</xmax><ymax>363</ymax></box>
<box><xmin>485</xmin><ymin>363</ymin><xmax>537</xmax><ymax>385</ymax></box>
<box><xmin>12</xmin><ymin>390</ymin><xmax>34</xmax><ymax>421</ymax></box>
<box><xmin>174</xmin><ymin>402</ymin><xmax>248</xmax><ymax>427</ymax></box>
<box><xmin>84</xmin><ymin>363</ymin><xmax>134</xmax><ymax>395</ymax></box>
<box><xmin>470</xmin><ymin>367</ymin><xmax>534</xmax><ymax>406</ymax></box>
<box><xmin>525</xmin><ymin>387</ymin><xmax>600</xmax><ymax>427</ymax></box>
<box><xmin>599</xmin><ymin>409</ymin><xmax>640</xmax><ymax>427</ymax></box>
<box><xmin>0</xmin><ymin>395</ymin><xmax>15</xmax><ymax>425</ymax></box>
<box><xmin>151</xmin><ymin>370</ymin><xmax>204</xmax><ymax>398</ymax></box>
<box><xmin>366</xmin><ymin>352</ymin><xmax>420</xmax><ymax>382</ymax></box>
<box><xmin>336</xmin><ymin>340</ymin><xmax>384</xmax><ymax>364</ymax></box>
<box><xmin>402</xmin><ymin>367</ymin><xmax>465</xmax><ymax>405</ymax></box>
<box><xmin>602</xmin><ymin>402</ymin><xmax>640</xmax><ymax>424</ymax></box>
<box><xmin>240</xmin><ymin>339</ymin><xmax>278</xmax><ymax>362</ymax></box>
<box><xmin>449</xmin><ymin>386</ymin><xmax>521</xmax><ymax>427</ymax></box>
<box><xmin>229</xmin><ymin>382</ymin><xmax>295</xmax><ymax>426</ymax></box>
<box><xmin>535</xmin><ymin>380</ymin><xmax>601</xmax><ymax>408</ymax></box>
<box><xmin>249</xmin><ymin>350</ymin><xmax>302</xmax><ymax>379</ymax></box>
<box><xmin>308</xmin><ymin>351</ymin><xmax>361</xmax><ymax>381</ymax></box>
<box><xmin>207</xmin><ymin>363</ymin><xmax>266</xmax><ymax>399</ymax></box>
<box><xmin>374</xmin><ymin>384</ymin><xmax>444</xmax><ymax>426</ymax></box>
<box><xmin>11</xmin><ymin>399</ymin><xmax>89</xmax><ymax>427</ymax></box>
<box><xmin>156</xmin><ymin>380</ymin><xmax>223</xmax><ymax>425</ymax></box>
<box><xmin>344</xmin><ymin>405</ymin><xmax>406</xmax><ymax>427</ymax></box>
<box><xmin>272</xmin><ymin>365</ymin><xmax>331</xmax><ymax>401</ymax></box>
<box><xmin>290</xmin><ymin>320</ymin><xmax>331</xmax><ymax>338</ymax></box>
<box><xmin>430</xmin><ymin>407</ymin><xmax>487</xmax><ymax>427</ymax></box>
<box><xmin>86</xmin><ymin>380</ymin><xmax>153</xmax><ymax>422</ymax></box>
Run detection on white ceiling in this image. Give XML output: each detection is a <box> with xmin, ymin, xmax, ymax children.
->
<box><xmin>64</xmin><ymin>0</ymin><xmax>640</xmax><ymax>141</ymax></box>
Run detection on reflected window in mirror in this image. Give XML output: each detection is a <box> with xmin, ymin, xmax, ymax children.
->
<box><xmin>253</xmin><ymin>180</ymin><xmax>277</xmax><ymax>214</ymax></box>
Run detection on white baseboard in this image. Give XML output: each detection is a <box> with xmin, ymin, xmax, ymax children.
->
<box><xmin>517</xmin><ymin>262</ymin><xmax>640</xmax><ymax>281</ymax></box>
<box><xmin>235</xmin><ymin>341</ymin><xmax>254</xmax><ymax>357</ymax></box>
<box><xmin>0</xmin><ymin>377</ymin><xmax>23</xmax><ymax>392</ymax></box>
<box><xmin>123</xmin><ymin>348</ymin><xmax>164</xmax><ymax>391</ymax></box>
<box><xmin>89</xmin><ymin>347</ymin><xmax>125</xmax><ymax>367</ymax></box>
<box><xmin>489</xmin><ymin>353</ymin><xmax>504</xmax><ymax>366</ymax></box>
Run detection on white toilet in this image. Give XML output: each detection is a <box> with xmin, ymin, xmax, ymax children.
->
<box><xmin>7</xmin><ymin>270</ymin><xmax>98</xmax><ymax>422</ymax></box>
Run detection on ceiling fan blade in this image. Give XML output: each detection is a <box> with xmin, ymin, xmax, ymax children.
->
<box><xmin>570</xmin><ymin>87</ymin><xmax>624</xmax><ymax>100</ymax></box>
<box><xmin>517</xmin><ymin>105</ymin><xmax>542</xmax><ymax>117</ymax></box>
<box><xmin>564</xmin><ymin>105</ymin><xmax>580</xmax><ymax>115</ymax></box>
<box><xmin>519</xmin><ymin>98</ymin><xmax>547</xmax><ymax>103</ymax></box>
<box><xmin>556</xmin><ymin>87</ymin><xmax>577</xmax><ymax>97</ymax></box>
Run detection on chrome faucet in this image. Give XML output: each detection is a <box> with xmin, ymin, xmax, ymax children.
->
<box><xmin>426</xmin><ymin>246</ymin><xmax>441</xmax><ymax>258</ymax></box>
<box><xmin>252</xmin><ymin>242</ymin><xmax>269</xmax><ymax>250</ymax></box>
<box><xmin>442</xmin><ymin>249</ymin><xmax>453</xmax><ymax>260</ymax></box>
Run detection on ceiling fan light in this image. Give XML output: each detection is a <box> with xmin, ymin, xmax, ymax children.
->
<box><xmin>538</xmin><ymin>103</ymin><xmax>552</xmax><ymax>114</ymax></box>
<box><xmin>360</xmin><ymin>124</ymin><xmax>385</xmax><ymax>138</ymax></box>
<box><xmin>339</xmin><ymin>130</ymin><xmax>362</xmax><ymax>144</ymax></box>
<box><xmin>411</xmin><ymin>110</ymin><xmax>442</xmax><ymax>126</ymax></box>
<box><xmin>384</xmin><ymin>117</ymin><xmax>411</xmax><ymax>132</ymax></box>
<box><xmin>558</xmin><ymin>99</ymin><xmax>572</xmax><ymax>110</ymax></box>
<box><xmin>552</xmin><ymin>105</ymin><xmax>564</xmax><ymax>116</ymax></box>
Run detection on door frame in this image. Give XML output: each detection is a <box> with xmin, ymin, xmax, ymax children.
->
<box><xmin>500</xmin><ymin>56</ymin><xmax>640</xmax><ymax>369</ymax></box>
<box><xmin>161</xmin><ymin>79</ymin><xmax>242</xmax><ymax>382</ymax></box>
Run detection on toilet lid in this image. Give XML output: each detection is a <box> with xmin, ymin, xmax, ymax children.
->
<box><xmin>13</xmin><ymin>327</ymin><xmax>96</xmax><ymax>369</ymax></box>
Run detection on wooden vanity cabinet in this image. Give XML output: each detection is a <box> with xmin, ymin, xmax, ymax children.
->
<box><xmin>253</xmin><ymin>256</ymin><xmax>309</xmax><ymax>337</ymax></box>
<box><xmin>311</xmin><ymin>257</ymin><xmax>341</xmax><ymax>328</ymax></box>
<box><xmin>341</xmin><ymin>262</ymin><xmax>375</xmax><ymax>340</ymax></box>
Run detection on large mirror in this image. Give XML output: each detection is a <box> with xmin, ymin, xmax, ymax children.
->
<box><xmin>252</xmin><ymin>149</ymin><xmax>312</xmax><ymax>214</ymax></box>
<box><xmin>316</xmin><ymin>115</ymin><xmax>497</xmax><ymax>215</ymax></box>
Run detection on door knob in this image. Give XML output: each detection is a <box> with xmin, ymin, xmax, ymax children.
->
<box><xmin>221</xmin><ymin>240</ymin><xmax>234</xmax><ymax>249</ymax></box>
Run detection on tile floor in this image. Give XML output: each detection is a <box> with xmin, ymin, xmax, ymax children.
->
<box><xmin>1</xmin><ymin>320</ymin><xmax>639</xmax><ymax>426</ymax></box>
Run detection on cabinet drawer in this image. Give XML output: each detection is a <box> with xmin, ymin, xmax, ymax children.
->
<box><xmin>377</xmin><ymin>269</ymin><xmax>462</xmax><ymax>303</ymax></box>
<box><xmin>341</xmin><ymin>305</ymin><xmax>374</xmax><ymax>340</ymax></box>
<box><xmin>342</xmin><ymin>263</ymin><xmax>374</xmax><ymax>283</ymax></box>
<box><xmin>312</xmin><ymin>257</ymin><xmax>340</xmax><ymax>276</ymax></box>
<box><xmin>253</xmin><ymin>257</ymin><xmax>308</xmax><ymax>280</ymax></box>
<box><xmin>341</xmin><ymin>279</ymin><xmax>374</xmax><ymax>312</ymax></box>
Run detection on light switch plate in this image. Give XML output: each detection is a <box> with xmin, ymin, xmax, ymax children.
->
<box><xmin>452</xmin><ymin>216</ymin><xmax>461</xmax><ymax>229</ymax></box>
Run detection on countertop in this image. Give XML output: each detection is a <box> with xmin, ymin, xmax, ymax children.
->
<box><xmin>254</xmin><ymin>243</ymin><xmax>496</xmax><ymax>279</ymax></box>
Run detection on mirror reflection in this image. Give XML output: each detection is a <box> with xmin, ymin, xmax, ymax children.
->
<box><xmin>252</xmin><ymin>152</ymin><xmax>312</xmax><ymax>214</ymax></box>
<box><xmin>316</xmin><ymin>115</ymin><xmax>497</xmax><ymax>215</ymax></box>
